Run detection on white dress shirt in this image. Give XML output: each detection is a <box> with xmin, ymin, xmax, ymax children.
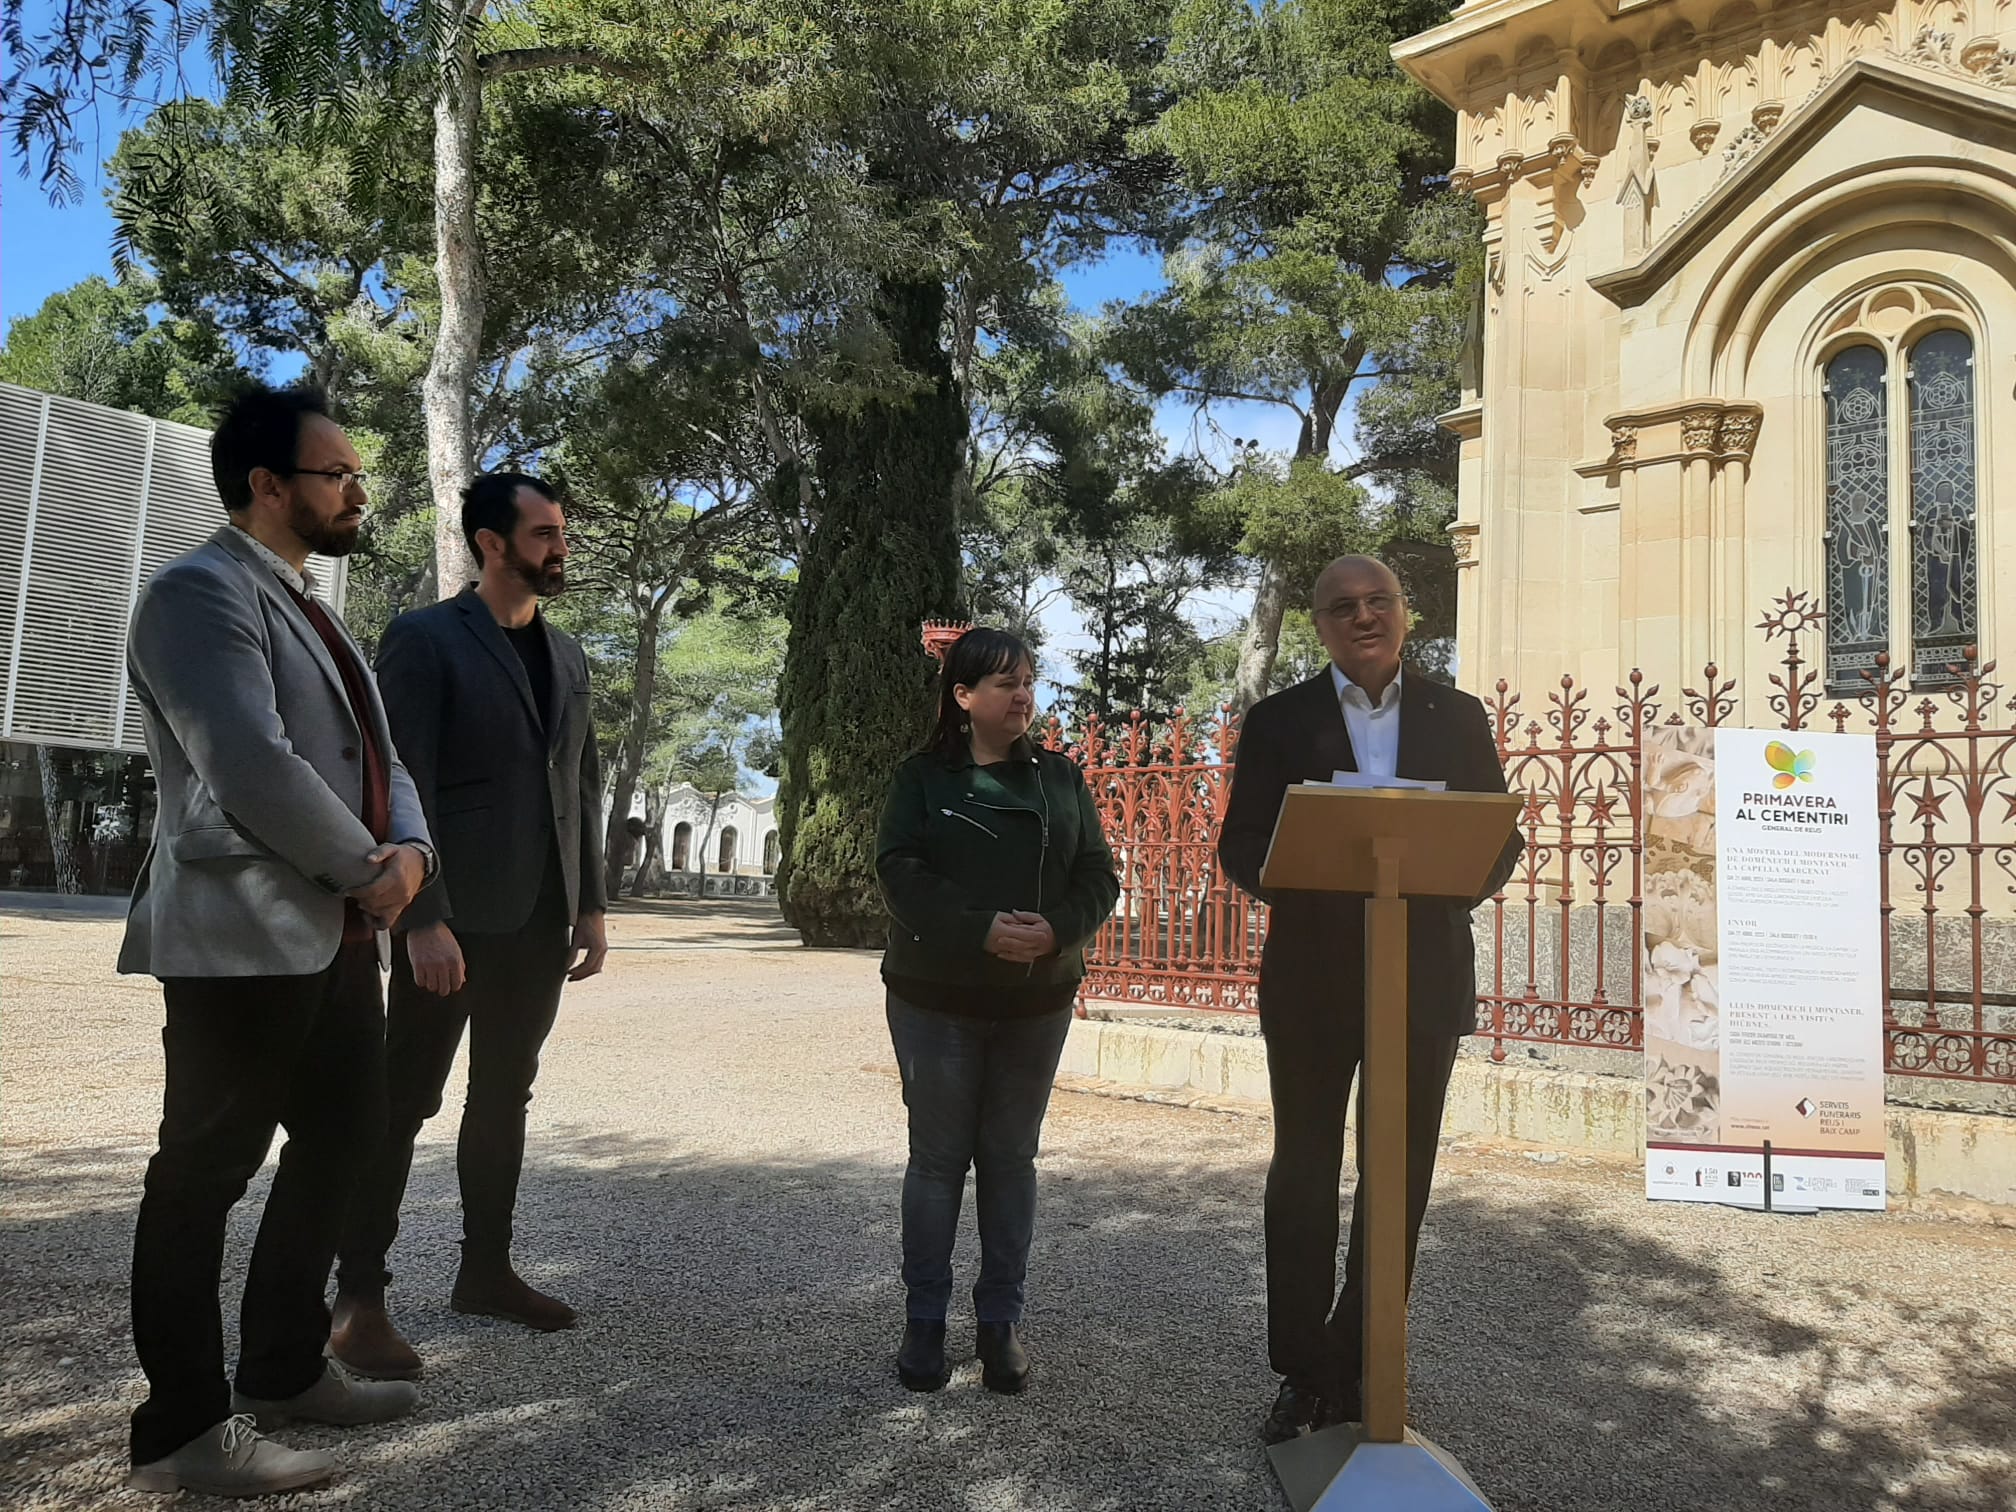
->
<box><xmin>231</xmin><ymin>523</ymin><xmax>316</xmax><ymax>597</ymax></box>
<box><xmin>1331</xmin><ymin>663</ymin><xmax>1403</xmax><ymax>779</ymax></box>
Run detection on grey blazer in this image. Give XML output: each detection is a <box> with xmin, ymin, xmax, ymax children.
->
<box><xmin>376</xmin><ymin>589</ymin><xmax>606</xmax><ymax>935</ymax></box>
<box><xmin>118</xmin><ymin>528</ymin><xmax>428</xmax><ymax>978</ymax></box>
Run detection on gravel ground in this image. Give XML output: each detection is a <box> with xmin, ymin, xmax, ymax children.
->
<box><xmin>4</xmin><ymin>899</ymin><xmax>2014</xmax><ymax>1512</ymax></box>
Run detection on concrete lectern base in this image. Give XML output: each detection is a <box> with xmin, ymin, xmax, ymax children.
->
<box><xmin>1267</xmin><ymin>1424</ymin><xmax>1493</xmax><ymax>1512</ymax></box>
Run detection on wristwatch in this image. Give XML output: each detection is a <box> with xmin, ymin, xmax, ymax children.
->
<box><xmin>398</xmin><ymin>837</ymin><xmax>440</xmax><ymax>885</ymax></box>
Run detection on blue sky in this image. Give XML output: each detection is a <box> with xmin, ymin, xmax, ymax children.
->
<box><xmin>4</xmin><ymin>168</ymin><xmax>120</xmax><ymax>329</ymax></box>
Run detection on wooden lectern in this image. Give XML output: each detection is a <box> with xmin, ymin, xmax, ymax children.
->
<box><xmin>1259</xmin><ymin>783</ymin><xmax>1523</xmax><ymax>1512</ymax></box>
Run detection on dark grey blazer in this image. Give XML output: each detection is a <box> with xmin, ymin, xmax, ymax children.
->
<box><xmin>375</xmin><ymin>589</ymin><xmax>607</xmax><ymax>935</ymax></box>
<box><xmin>1216</xmin><ymin>670</ymin><xmax>1523</xmax><ymax>1039</ymax></box>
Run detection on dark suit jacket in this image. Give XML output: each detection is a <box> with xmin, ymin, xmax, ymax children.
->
<box><xmin>1216</xmin><ymin>669</ymin><xmax>1522</xmax><ymax>1038</ymax></box>
<box><xmin>374</xmin><ymin>589</ymin><xmax>607</xmax><ymax>935</ymax></box>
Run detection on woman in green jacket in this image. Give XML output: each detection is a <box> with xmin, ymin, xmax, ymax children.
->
<box><xmin>874</xmin><ymin>627</ymin><xmax>1120</xmax><ymax>1395</ymax></box>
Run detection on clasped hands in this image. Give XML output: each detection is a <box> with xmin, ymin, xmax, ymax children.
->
<box><xmin>985</xmin><ymin>910</ymin><xmax>1057</xmax><ymax>964</ymax></box>
<box><xmin>348</xmin><ymin>842</ymin><xmax>427</xmax><ymax>931</ymax></box>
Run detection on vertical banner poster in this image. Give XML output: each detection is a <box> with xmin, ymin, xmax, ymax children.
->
<box><xmin>1642</xmin><ymin>726</ymin><xmax>1886</xmax><ymax>1210</ymax></box>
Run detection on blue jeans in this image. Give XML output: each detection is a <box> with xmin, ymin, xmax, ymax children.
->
<box><xmin>885</xmin><ymin>991</ymin><xmax>1073</xmax><ymax>1324</ymax></box>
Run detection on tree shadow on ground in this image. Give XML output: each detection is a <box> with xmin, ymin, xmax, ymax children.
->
<box><xmin>606</xmin><ymin>899</ymin><xmax>813</xmax><ymax>955</ymax></box>
<box><xmin>3</xmin><ymin>1126</ymin><xmax>2011</xmax><ymax>1511</ymax></box>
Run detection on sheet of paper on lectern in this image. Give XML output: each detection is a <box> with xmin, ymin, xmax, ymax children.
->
<box><xmin>1326</xmin><ymin>771</ymin><xmax>1448</xmax><ymax>792</ymax></box>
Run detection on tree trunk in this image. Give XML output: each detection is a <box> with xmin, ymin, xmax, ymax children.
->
<box><xmin>35</xmin><ymin>746</ymin><xmax>83</xmax><ymax>895</ymax></box>
<box><xmin>776</xmin><ymin>276</ymin><xmax>965</xmax><ymax>947</ymax></box>
<box><xmin>1098</xmin><ymin>552</ymin><xmax>1119</xmax><ymax>716</ymax></box>
<box><xmin>422</xmin><ymin>7</ymin><xmax>484</xmax><ymax>601</ymax></box>
<box><xmin>1230</xmin><ymin>352</ymin><xmax>1362</xmax><ymax>713</ymax></box>
<box><xmin>1231</xmin><ymin>557</ymin><xmax>1293</xmax><ymax>714</ymax></box>
<box><xmin>697</xmin><ymin>789</ymin><xmax>733</xmax><ymax>881</ymax></box>
<box><xmin>630</xmin><ymin>781</ymin><xmax>668</xmax><ymax>896</ymax></box>
<box><xmin>602</xmin><ymin>602</ymin><xmax>662</xmax><ymax>899</ymax></box>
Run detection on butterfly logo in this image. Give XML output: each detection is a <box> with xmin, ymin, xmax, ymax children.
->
<box><xmin>1765</xmin><ymin>741</ymin><xmax>1815</xmax><ymax>789</ymax></box>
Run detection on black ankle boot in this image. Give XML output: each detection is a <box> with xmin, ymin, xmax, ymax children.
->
<box><xmin>897</xmin><ymin>1320</ymin><xmax>948</xmax><ymax>1391</ymax></box>
<box><xmin>975</xmin><ymin>1322</ymin><xmax>1030</xmax><ymax>1394</ymax></box>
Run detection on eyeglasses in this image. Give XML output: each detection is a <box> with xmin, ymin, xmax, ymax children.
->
<box><xmin>1317</xmin><ymin>592</ymin><xmax>1402</xmax><ymax>619</ymax></box>
<box><xmin>287</xmin><ymin>467</ymin><xmax>369</xmax><ymax>489</ymax></box>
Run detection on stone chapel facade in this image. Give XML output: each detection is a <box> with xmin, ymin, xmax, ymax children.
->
<box><xmin>1394</xmin><ymin>1</ymin><xmax>2015</xmax><ymax>714</ymax></box>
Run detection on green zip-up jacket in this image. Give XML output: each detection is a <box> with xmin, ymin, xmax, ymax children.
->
<box><xmin>874</xmin><ymin>742</ymin><xmax>1120</xmax><ymax>989</ymax></box>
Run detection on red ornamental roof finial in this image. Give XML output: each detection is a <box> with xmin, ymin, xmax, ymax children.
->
<box><xmin>921</xmin><ymin>619</ymin><xmax>972</xmax><ymax>665</ymax></box>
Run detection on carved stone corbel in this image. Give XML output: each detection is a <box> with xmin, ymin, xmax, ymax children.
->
<box><xmin>1579</xmin><ymin>401</ymin><xmax>1764</xmax><ymax>476</ymax></box>
<box><xmin>1535</xmin><ymin>138</ymin><xmax>1598</xmax><ymax>255</ymax></box>
<box><xmin>1717</xmin><ymin>408</ymin><xmax>1762</xmax><ymax>462</ymax></box>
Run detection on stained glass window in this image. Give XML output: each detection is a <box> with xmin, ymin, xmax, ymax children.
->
<box><xmin>1907</xmin><ymin>330</ymin><xmax>1977</xmax><ymax>683</ymax></box>
<box><xmin>1824</xmin><ymin>345</ymin><xmax>1890</xmax><ymax>691</ymax></box>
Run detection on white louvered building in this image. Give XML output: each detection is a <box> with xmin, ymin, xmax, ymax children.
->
<box><xmin>1</xmin><ymin>382</ymin><xmax>348</xmax><ymax>754</ymax></box>
<box><xmin>0</xmin><ymin>383</ymin><xmax>348</xmax><ymax>893</ymax></box>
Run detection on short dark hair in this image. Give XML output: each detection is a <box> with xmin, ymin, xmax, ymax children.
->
<box><xmin>925</xmin><ymin>627</ymin><xmax>1035</xmax><ymax>758</ymax></box>
<box><xmin>462</xmin><ymin>472</ymin><xmax>557</xmax><ymax>566</ymax></box>
<box><xmin>210</xmin><ymin>384</ymin><xmax>331</xmax><ymax>514</ymax></box>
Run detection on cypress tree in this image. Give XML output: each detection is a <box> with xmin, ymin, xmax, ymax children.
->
<box><xmin>775</xmin><ymin>277</ymin><xmax>965</xmax><ymax>947</ymax></box>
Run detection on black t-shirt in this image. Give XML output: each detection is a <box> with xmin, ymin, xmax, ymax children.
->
<box><xmin>503</xmin><ymin>618</ymin><xmax>553</xmax><ymax>729</ymax></box>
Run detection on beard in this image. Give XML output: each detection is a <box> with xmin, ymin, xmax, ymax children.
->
<box><xmin>505</xmin><ymin>539</ymin><xmax>566</xmax><ymax>597</ymax></box>
<box><xmin>289</xmin><ymin>497</ymin><xmax>364</xmax><ymax>557</ymax></box>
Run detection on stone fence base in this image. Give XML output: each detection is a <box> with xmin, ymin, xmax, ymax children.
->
<box><xmin>1056</xmin><ymin>1016</ymin><xmax>2016</xmax><ymax>1218</ymax></box>
<box><xmin>627</xmin><ymin>869</ymin><xmax>777</xmax><ymax>899</ymax></box>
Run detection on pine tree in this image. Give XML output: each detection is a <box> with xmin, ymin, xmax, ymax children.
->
<box><xmin>775</xmin><ymin>278</ymin><xmax>965</xmax><ymax>947</ymax></box>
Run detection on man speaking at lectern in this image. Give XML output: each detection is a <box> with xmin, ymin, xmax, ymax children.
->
<box><xmin>1217</xmin><ymin>555</ymin><xmax>1522</xmax><ymax>1446</ymax></box>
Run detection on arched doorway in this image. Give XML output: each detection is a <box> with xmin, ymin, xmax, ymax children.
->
<box><xmin>671</xmin><ymin>821</ymin><xmax>693</xmax><ymax>870</ymax></box>
<box><xmin>717</xmin><ymin>825</ymin><xmax>738</xmax><ymax>873</ymax></box>
<box><xmin>762</xmin><ymin>829</ymin><xmax>780</xmax><ymax>875</ymax></box>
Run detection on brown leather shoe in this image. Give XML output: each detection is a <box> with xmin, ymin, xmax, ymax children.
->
<box><xmin>328</xmin><ymin>1293</ymin><xmax>424</xmax><ymax>1381</ymax></box>
<box><xmin>450</xmin><ymin>1265</ymin><xmax>577</xmax><ymax>1332</ymax></box>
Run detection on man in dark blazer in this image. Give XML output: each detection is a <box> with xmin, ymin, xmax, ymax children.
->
<box><xmin>1217</xmin><ymin>555</ymin><xmax>1522</xmax><ymax>1446</ymax></box>
<box><xmin>120</xmin><ymin>384</ymin><xmax>431</xmax><ymax>1497</ymax></box>
<box><xmin>331</xmin><ymin>472</ymin><xmax>608</xmax><ymax>1378</ymax></box>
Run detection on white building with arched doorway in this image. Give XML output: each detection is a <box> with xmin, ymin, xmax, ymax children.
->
<box><xmin>640</xmin><ymin>785</ymin><xmax>779</xmax><ymax>898</ymax></box>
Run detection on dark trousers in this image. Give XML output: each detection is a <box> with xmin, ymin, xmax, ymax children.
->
<box><xmin>1260</xmin><ymin>1000</ymin><xmax>1461</xmax><ymax>1400</ymax></box>
<box><xmin>885</xmin><ymin>992</ymin><xmax>1073</xmax><ymax>1324</ymax></box>
<box><xmin>130</xmin><ymin>942</ymin><xmax>384</xmax><ymax>1464</ymax></box>
<box><xmin>336</xmin><ymin>912</ymin><xmax>570</xmax><ymax>1293</ymax></box>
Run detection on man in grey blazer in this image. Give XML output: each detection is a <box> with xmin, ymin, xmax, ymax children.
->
<box><xmin>331</xmin><ymin>471</ymin><xmax>607</xmax><ymax>1380</ymax></box>
<box><xmin>119</xmin><ymin>385</ymin><xmax>435</xmax><ymax>1498</ymax></box>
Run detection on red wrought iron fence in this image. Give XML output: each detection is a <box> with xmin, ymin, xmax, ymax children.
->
<box><xmin>1044</xmin><ymin>590</ymin><xmax>2016</xmax><ymax>1090</ymax></box>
